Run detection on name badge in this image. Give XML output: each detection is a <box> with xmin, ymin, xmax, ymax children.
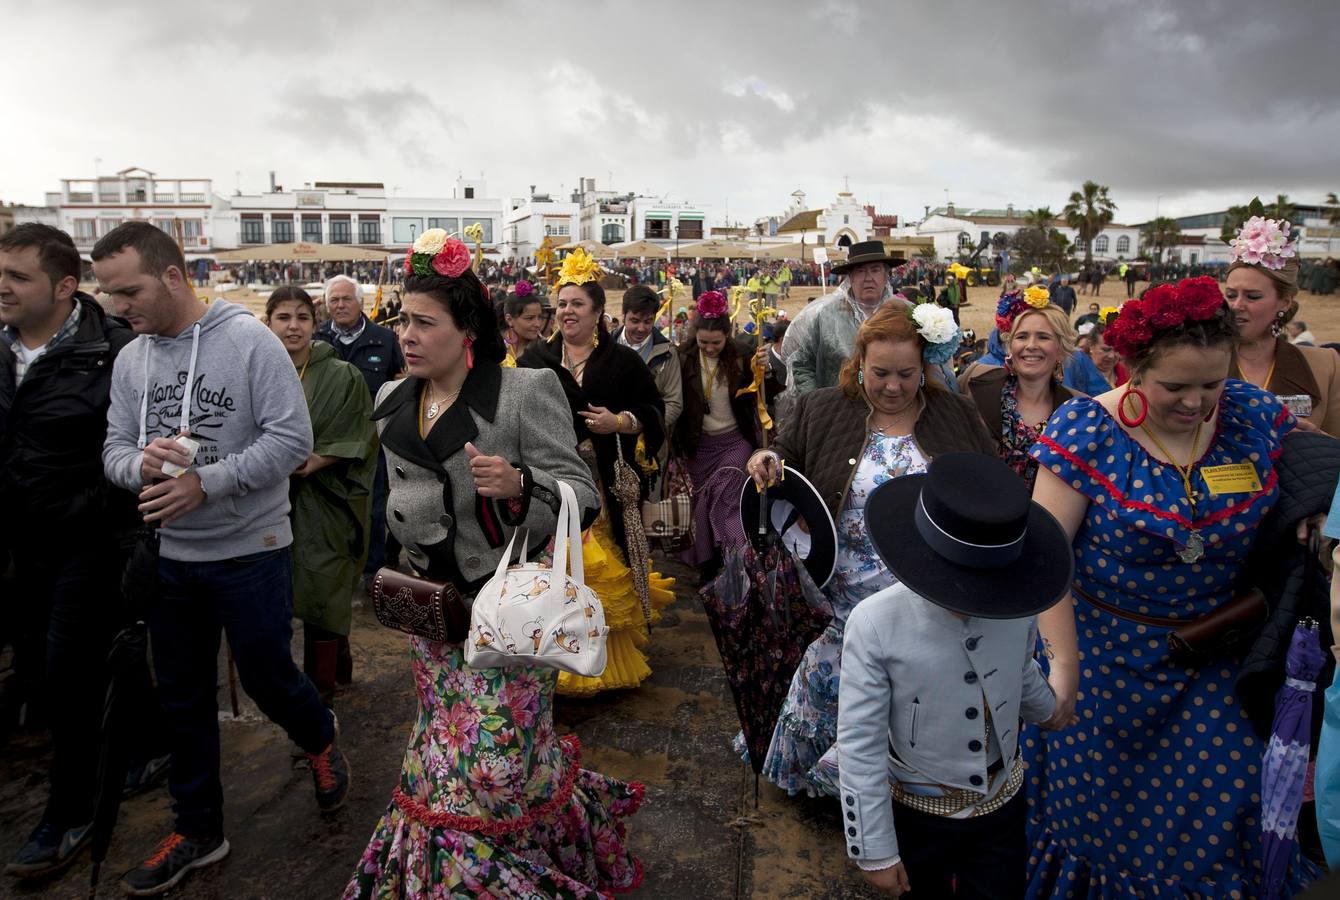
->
<box><xmin>368</xmin><ymin>355</ymin><xmax>383</xmax><ymax>363</ymax></box>
<box><xmin>1277</xmin><ymin>394</ymin><xmax>1313</xmax><ymax>418</ymax></box>
<box><xmin>1201</xmin><ymin>463</ymin><xmax>1262</xmax><ymax>495</ymax></box>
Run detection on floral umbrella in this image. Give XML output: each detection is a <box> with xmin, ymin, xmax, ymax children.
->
<box><xmin>1260</xmin><ymin>619</ymin><xmax>1328</xmax><ymax>900</ymax></box>
<box><xmin>700</xmin><ymin>518</ymin><xmax>831</xmax><ymax>794</ymax></box>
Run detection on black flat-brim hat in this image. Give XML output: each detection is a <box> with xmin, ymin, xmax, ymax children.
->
<box><xmin>739</xmin><ymin>468</ymin><xmax>837</xmax><ymax>588</ymax></box>
<box><xmin>865</xmin><ymin>452</ymin><xmax>1073</xmax><ymax>619</ymax></box>
<box><xmin>831</xmin><ymin>240</ymin><xmax>907</xmax><ymax>274</ymax></box>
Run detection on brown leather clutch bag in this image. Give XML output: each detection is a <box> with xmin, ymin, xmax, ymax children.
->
<box><xmin>1166</xmin><ymin>589</ymin><xmax>1267</xmax><ymax>666</ymax></box>
<box><xmin>370</xmin><ymin>568</ymin><xmax>470</xmax><ymax>644</ymax></box>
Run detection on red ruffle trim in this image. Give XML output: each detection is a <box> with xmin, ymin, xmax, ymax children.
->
<box><xmin>1034</xmin><ymin>428</ymin><xmax>1282</xmax><ymax>532</ymax></box>
<box><xmin>393</xmin><ymin>734</ymin><xmax>584</xmax><ymax>836</ymax></box>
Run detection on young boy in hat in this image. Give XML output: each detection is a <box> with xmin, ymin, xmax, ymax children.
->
<box><xmin>835</xmin><ymin>452</ymin><xmax>1073</xmax><ymax>898</ymax></box>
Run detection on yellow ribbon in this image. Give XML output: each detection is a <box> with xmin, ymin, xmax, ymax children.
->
<box><xmin>734</xmin><ymin>298</ymin><xmax>777</xmax><ymax>435</ymax></box>
<box><xmin>463</xmin><ymin>222</ymin><xmax>485</xmax><ymax>269</ymax></box>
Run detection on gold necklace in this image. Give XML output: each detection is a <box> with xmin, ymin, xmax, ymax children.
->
<box><xmin>1141</xmin><ymin>419</ymin><xmax>1206</xmax><ymax>563</ymax></box>
<box><xmin>1234</xmin><ymin>357</ymin><xmax>1276</xmax><ymax>391</ymax></box>
<box><xmin>700</xmin><ymin>351</ymin><xmax>720</xmax><ymax>403</ymax></box>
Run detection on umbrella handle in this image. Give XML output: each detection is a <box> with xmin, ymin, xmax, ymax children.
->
<box><xmin>757</xmin><ymin>486</ymin><xmax>769</xmax><ymax>538</ymax></box>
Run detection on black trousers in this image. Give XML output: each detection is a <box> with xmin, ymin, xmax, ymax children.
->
<box><xmin>892</xmin><ymin>788</ymin><xmax>1026</xmax><ymax>899</ymax></box>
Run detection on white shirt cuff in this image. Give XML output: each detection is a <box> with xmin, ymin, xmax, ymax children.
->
<box><xmin>857</xmin><ymin>855</ymin><xmax>901</xmax><ymax>872</ymax></box>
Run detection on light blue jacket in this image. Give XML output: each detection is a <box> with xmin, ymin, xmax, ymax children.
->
<box><xmin>836</xmin><ymin>582</ymin><xmax>1055</xmax><ymax>864</ymax></box>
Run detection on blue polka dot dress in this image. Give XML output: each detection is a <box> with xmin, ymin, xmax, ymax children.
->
<box><xmin>1023</xmin><ymin>381</ymin><xmax>1316</xmax><ymax>898</ymax></box>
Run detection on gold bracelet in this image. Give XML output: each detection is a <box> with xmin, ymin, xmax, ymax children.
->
<box><xmin>616</xmin><ymin>413</ymin><xmax>627</xmax><ymax>432</ymax></box>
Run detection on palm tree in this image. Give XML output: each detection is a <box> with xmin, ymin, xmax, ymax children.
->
<box><xmin>1267</xmin><ymin>193</ymin><xmax>1296</xmax><ymax>223</ymax></box>
<box><xmin>1141</xmin><ymin>217</ymin><xmax>1182</xmax><ymax>262</ymax></box>
<box><xmin>1063</xmin><ymin>180</ymin><xmax>1118</xmax><ymax>266</ymax></box>
<box><xmin>1025</xmin><ymin>206</ymin><xmax>1056</xmax><ymax>232</ymax></box>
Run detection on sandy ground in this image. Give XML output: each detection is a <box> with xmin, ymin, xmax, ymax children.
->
<box><xmin>0</xmin><ymin>555</ymin><xmax>885</xmax><ymax>899</ymax></box>
<box><xmin>199</xmin><ymin>280</ymin><xmax>1340</xmax><ymax>347</ymax></box>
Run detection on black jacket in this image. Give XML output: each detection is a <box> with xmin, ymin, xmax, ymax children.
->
<box><xmin>0</xmin><ymin>294</ymin><xmax>137</xmax><ymax>542</ymax></box>
<box><xmin>315</xmin><ymin>314</ymin><xmax>404</xmax><ymax>398</ymax></box>
<box><xmin>673</xmin><ymin>340</ymin><xmax>760</xmax><ymax>458</ymax></box>
<box><xmin>517</xmin><ymin>333</ymin><xmax>664</xmax><ymax>552</ymax></box>
<box><xmin>1236</xmin><ymin>429</ymin><xmax>1340</xmax><ymax>738</ymax></box>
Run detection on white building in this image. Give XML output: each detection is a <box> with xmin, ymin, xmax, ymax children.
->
<box><xmin>913</xmin><ymin>204</ymin><xmax>1141</xmax><ymax>263</ymax></box>
<box><xmin>776</xmin><ymin>189</ymin><xmax>873</xmax><ymax>247</ymax></box>
<box><xmin>575</xmin><ymin>178</ymin><xmax>633</xmax><ymax>245</ymax></box>
<box><xmin>55</xmin><ymin>166</ymin><xmax>221</xmax><ymax>255</ymax></box>
<box><xmin>1152</xmin><ymin>205</ymin><xmax>1340</xmax><ymax>265</ymax></box>
<box><xmin>216</xmin><ymin>175</ymin><xmax>503</xmax><ymax>252</ymax></box>
<box><xmin>503</xmin><ymin>194</ymin><xmax>580</xmax><ymax>261</ymax></box>
<box><xmin>627</xmin><ymin>195</ymin><xmax>711</xmax><ymax>248</ymax></box>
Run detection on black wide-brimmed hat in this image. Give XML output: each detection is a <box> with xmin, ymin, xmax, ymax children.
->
<box><xmin>738</xmin><ymin>467</ymin><xmax>837</xmax><ymax>588</ymax></box>
<box><xmin>831</xmin><ymin>240</ymin><xmax>907</xmax><ymax>274</ymax></box>
<box><xmin>865</xmin><ymin>453</ymin><xmax>1073</xmax><ymax>619</ymax></box>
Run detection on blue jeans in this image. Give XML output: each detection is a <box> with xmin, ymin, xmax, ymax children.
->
<box><xmin>152</xmin><ymin>547</ymin><xmax>333</xmax><ymax>838</ymax></box>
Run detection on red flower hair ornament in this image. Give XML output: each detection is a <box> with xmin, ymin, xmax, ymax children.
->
<box><xmin>1104</xmin><ymin>276</ymin><xmax>1225</xmax><ymax>358</ymax></box>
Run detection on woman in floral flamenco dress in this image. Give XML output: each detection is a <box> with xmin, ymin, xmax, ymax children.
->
<box><xmin>345</xmin><ymin>231</ymin><xmax>643</xmax><ymax>898</ymax></box>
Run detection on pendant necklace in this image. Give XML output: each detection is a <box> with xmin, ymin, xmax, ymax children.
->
<box><xmin>1142</xmin><ymin>419</ymin><xmax>1206</xmax><ymax>563</ymax></box>
<box><xmin>422</xmin><ymin>384</ymin><xmax>460</xmax><ymax>422</ymax></box>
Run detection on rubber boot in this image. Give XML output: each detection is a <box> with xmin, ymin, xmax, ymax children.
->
<box><xmin>335</xmin><ymin>636</ymin><xmax>353</xmax><ymax>687</ymax></box>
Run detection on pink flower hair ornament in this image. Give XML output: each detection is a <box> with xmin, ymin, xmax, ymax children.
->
<box><xmin>514</xmin><ymin>280</ymin><xmax>534</xmax><ymax>298</ymax></box>
<box><xmin>1228</xmin><ymin>216</ymin><xmax>1297</xmax><ymax>271</ymax></box>
<box><xmin>696</xmin><ymin>290</ymin><xmax>728</xmax><ymax>319</ymax></box>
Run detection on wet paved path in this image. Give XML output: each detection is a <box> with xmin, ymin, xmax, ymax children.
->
<box><xmin>0</xmin><ymin>557</ymin><xmax>878</xmax><ymax>898</ymax></box>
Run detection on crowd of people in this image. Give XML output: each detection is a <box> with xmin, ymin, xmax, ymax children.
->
<box><xmin>2</xmin><ymin>210</ymin><xmax>1340</xmax><ymax>899</ymax></box>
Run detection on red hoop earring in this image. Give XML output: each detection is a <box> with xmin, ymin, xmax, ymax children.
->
<box><xmin>463</xmin><ymin>337</ymin><xmax>474</xmax><ymax>370</ymax></box>
<box><xmin>1118</xmin><ymin>385</ymin><xmax>1148</xmax><ymax>427</ymax></box>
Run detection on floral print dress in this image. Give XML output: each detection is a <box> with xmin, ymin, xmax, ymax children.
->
<box><xmin>742</xmin><ymin>432</ymin><xmax>928</xmax><ymax>795</ymax></box>
<box><xmin>999</xmin><ymin>375</ymin><xmax>1048</xmax><ymax>490</ymax></box>
<box><xmin>345</xmin><ymin>638</ymin><xmax>644</xmax><ymax>898</ymax></box>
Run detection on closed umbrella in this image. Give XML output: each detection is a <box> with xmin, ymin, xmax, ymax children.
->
<box><xmin>1260</xmin><ymin>617</ymin><xmax>1327</xmax><ymax>900</ymax></box>
<box><xmin>700</xmin><ymin>494</ymin><xmax>831</xmax><ymax>801</ymax></box>
<box><xmin>87</xmin><ymin>526</ymin><xmax>161</xmax><ymax>898</ymax></box>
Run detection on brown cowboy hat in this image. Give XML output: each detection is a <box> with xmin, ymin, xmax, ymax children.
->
<box><xmin>830</xmin><ymin>240</ymin><xmax>907</xmax><ymax>274</ymax></box>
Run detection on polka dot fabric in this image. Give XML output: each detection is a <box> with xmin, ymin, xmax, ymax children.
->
<box><xmin>1021</xmin><ymin>381</ymin><xmax>1317</xmax><ymax>897</ymax></box>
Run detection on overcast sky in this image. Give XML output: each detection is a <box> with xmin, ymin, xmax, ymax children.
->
<box><xmin>3</xmin><ymin>0</ymin><xmax>1337</xmax><ymax>226</ymax></box>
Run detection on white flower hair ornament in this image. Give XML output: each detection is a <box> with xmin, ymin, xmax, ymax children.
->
<box><xmin>910</xmin><ymin>302</ymin><xmax>961</xmax><ymax>364</ymax></box>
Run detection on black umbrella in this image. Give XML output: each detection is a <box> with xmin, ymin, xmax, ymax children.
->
<box><xmin>88</xmin><ymin>525</ymin><xmax>160</xmax><ymax>898</ymax></box>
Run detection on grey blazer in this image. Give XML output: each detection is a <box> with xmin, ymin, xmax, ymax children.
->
<box><xmin>836</xmin><ymin>582</ymin><xmax>1056</xmax><ymax>864</ymax></box>
<box><xmin>372</xmin><ymin>364</ymin><xmax>599</xmax><ymax>592</ymax></box>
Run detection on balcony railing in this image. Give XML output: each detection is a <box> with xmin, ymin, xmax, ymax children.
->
<box><xmin>98</xmin><ymin>193</ymin><xmax>122</xmax><ymax>203</ymax></box>
<box><xmin>67</xmin><ymin>192</ymin><xmax>93</xmax><ymax>203</ymax></box>
<box><xmin>178</xmin><ymin>193</ymin><xmax>206</xmax><ymax>202</ymax></box>
<box><xmin>153</xmin><ymin>193</ymin><xmax>176</xmax><ymax>203</ymax></box>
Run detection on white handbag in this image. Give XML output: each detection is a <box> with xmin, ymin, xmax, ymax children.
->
<box><xmin>464</xmin><ymin>481</ymin><xmax>608</xmax><ymax>676</ymax></box>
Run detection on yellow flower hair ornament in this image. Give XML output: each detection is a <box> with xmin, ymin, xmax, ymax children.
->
<box><xmin>556</xmin><ymin>248</ymin><xmax>603</xmax><ymax>287</ymax></box>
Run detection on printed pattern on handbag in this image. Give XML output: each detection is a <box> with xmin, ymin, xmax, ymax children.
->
<box><xmin>465</xmin><ymin>481</ymin><xmax>609</xmax><ymax>677</ymax></box>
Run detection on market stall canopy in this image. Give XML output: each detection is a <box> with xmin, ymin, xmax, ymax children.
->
<box><xmin>675</xmin><ymin>240</ymin><xmax>757</xmax><ymax>260</ymax></box>
<box><xmin>212</xmin><ymin>242</ymin><xmax>388</xmax><ymax>262</ymax></box>
<box><xmin>611</xmin><ymin>239</ymin><xmax>671</xmax><ymax>259</ymax></box>
<box><xmin>756</xmin><ymin>242</ymin><xmax>848</xmax><ymax>262</ymax></box>
<box><xmin>554</xmin><ymin>239</ymin><xmax>617</xmax><ymax>260</ymax></box>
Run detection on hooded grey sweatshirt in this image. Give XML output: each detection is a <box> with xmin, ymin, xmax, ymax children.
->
<box><xmin>103</xmin><ymin>300</ymin><xmax>313</xmax><ymax>561</ymax></box>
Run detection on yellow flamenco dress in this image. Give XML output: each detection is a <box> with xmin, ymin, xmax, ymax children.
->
<box><xmin>556</xmin><ymin>505</ymin><xmax>674</xmax><ymax>697</ymax></box>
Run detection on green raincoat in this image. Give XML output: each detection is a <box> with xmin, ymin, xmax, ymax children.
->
<box><xmin>289</xmin><ymin>340</ymin><xmax>378</xmax><ymax>635</ymax></box>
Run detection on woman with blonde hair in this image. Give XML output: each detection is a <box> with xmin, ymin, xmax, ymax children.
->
<box><xmin>1226</xmin><ymin>215</ymin><xmax>1340</xmax><ymax>436</ymax></box>
<box><xmin>959</xmin><ymin>288</ymin><xmax>1081</xmax><ymax>488</ymax></box>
